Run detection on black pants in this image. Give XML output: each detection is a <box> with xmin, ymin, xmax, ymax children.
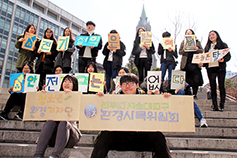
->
<box><xmin>91</xmin><ymin>131</ymin><xmax>171</xmax><ymax>158</ymax></box>
<box><xmin>137</xmin><ymin>58</ymin><xmax>151</xmax><ymax>84</ymax></box>
<box><xmin>3</xmin><ymin>93</ymin><xmax>26</xmax><ymax>114</ymax></box>
<box><xmin>207</xmin><ymin>68</ymin><xmax>226</xmax><ymax>106</ymax></box>
<box><xmin>78</xmin><ymin>57</ymin><xmax>96</xmax><ymax>73</ymax></box>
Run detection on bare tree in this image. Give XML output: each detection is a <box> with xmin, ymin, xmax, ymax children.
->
<box><xmin>168</xmin><ymin>11</ymin><xmax>184</xmax><ymax>44</ymax></box>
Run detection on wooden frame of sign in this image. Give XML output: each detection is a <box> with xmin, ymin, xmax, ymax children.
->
<box><xmin>108</xmin><ymin>33</ymin><xmax>120</xmax><ymax>50</ymax></box>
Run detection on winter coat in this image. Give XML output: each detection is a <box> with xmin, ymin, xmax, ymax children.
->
<box><xmin>35</xmin><ymin>40</ymin><xmax>58</xmax><ymax>73</ymax></box>
<box><xmin>102</xmin><ymin>41</ymin><xmax>126</xmax><ymax>70</ymax></box>
<box><xmin>132</xmin><ymin>41</ymin><xmax>155</xmax><ymax>68</ymax></box>
<box><xmin>158</xmin><ymin>43</ymin><xmax>178</xmax><ymax>65</ymax></box>
<box><xmin>204</xmin><ymin>42</ymin><xmax>231</xmax><ymax>71</ymax></box>
<box><xmin>15</xmin><ymin>34</ymin><xmax>39</xmax><ymax>70</ymax></box>
<box><xmin>78</xmin><ymin>32</ymin><xmax>102</xmax><ymax>58</ymax></box>
<box><xmin>179</xmin><ymin>39</ymin><xmax>203</xmax><ymax>70</ymax></box>
<box><xmin>54</xmin><ymin>39</ymin><xmax>76</xmax><ymax>68</ymax></box>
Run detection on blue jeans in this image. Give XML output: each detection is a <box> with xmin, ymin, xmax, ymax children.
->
<box><xmin>160</xmin><ymin>63</ymin><xmax>176</xmax><ymax>84</ymax></box>
<box><xmin>176</xmin><ymin>89</ymin><xmax>204</xmax><ymax>120</ymax></box>
<box><xmin>105</xmin><ymin>61</ymin><xmax>119</xmax><ymax>93</ymax></box>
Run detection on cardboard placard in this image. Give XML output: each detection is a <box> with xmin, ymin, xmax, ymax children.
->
<box><xmin>57</xmin><ymin>36</ymin><xmax>69</xmax><ymax>51</ymax></box>
<box><xmin>74</xmin><ymin>73</ymin><xmax>89</xmax><ymax>92</ymax></box>
<box><xmin>170</xmin><ymin>70</ymin><xmax>186</xmax><ymax>90</ymax></box>
<box><xmin>10</xmin><ymin>73</ymin><xmax>24</xmax><ymax>94</ymax></box>
<box><xmin>162</xmin><ymin>37</ymin><xmax>175</xmax><ymax>50</ymax></box>
<box><xmin>108</xmin><ymin>33</ymin><xmax>120</xmax><ymax>49</ymax></box>
<box><xmin>184</xmin><ymin>35</ymin><xmax>196</xmax><ymax>52</ymax></box>
<box><xmin>23</xmin><ymin>91</ymin><xmax>81</xmax><ymax>121</ymax></box>
<box><xmin>38</xmin><ymin>38</ymin><xmax>53</xmax><ymax>52</ymax></box>
<box><xmin>89</xmin><ymin>73</ymin><xmax>105</xmax><ymax>93</ymax></box>
<box><xmin>147</xmin><ymin>71</ymin><xmax>162</xmax><ymax>92</ymax></box>
<box><xmin>79</xmin><ymin>94</ymin><xmax>195</xmax><ymax>132</ymax></box>
<box><xmin>192</xmin><ymin>52</ymin><xmax>211</xmax><ymax>64</ymax></box>
<box><xmin>21</xmin><ymin>32</ymin><xmax>37</xmax><ymax>51</ymax></box>
<box><xmin>140</xmin><ymin>31</ymin><xmax>152</xmax><ymax>47</ymax></box>
<box><xmin>75</xmin><ymin>35</ymin><xmax>101</xmax><ymax>47</ymax></box>
<box><xmin>24</xmin><ymin>74</ymin><xmax>40</xmax><ymax>92</ymax></box>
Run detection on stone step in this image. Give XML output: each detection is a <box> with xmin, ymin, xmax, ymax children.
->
<box><xmin>198</xmin><ymin>105</ymin><xmax>237</xmax><ymax>111</ymax></box>
<box><xmin>1</xmin><ymin>127</ymin><xmax>237</xmax><ymax>145</ymax></box>
<box><xmin>1</xmin><ymin>130</ymin><xmax>237</xmax><ymax>151</ymax></box>
<box><xmin>1</xmin><ymin>143</ymin><xmax>237</xmax><ymax>158</ymax></box>
<box><xmin>1</xmin><ymin>115</ymin><xmax>237</xmax><ymax>132</ymax></box>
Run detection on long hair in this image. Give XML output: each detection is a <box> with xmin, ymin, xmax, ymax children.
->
<box><xmin>85</xmin><ymin>61</ymin><xmax>98</xmax><ymax>73</ymax></box>
<box><xmin>54</xmin><ymin>65</ymin><xmax>64</xmax><ymax>74</ymax></box>
<box><xmin>204</xmin><ymin>30</ymin><xmax>225</xmax><ymax>52</ymax></box>
<box><xmin>44</xmin><ymin>28</ymin><xmax>57</xmax><ymax>44</ymax></box>
<box><xmin>59</xmin><ymin>75</ymin><xmax>78</xmax><ymax>91</ymax></box>
<box><xmin>24</xmin><ymin>24</ymin><xmax>36</xmax><ymax>35</ymax></box>
<box><xmin>185</xmin><ymin>29</ymin><xmax>195</xmax><ymax>35</ymax></box>
<box><xmin>134</xmin><ymin>27</ymin><xmax>145</xmax><ymax>44</ymax></box>
<box><xmin>63</xmin><ymin>27</ymin><xmax>75</xmax><ymax>42</ymax></box>
<box><xmin>119</xmin><ymin>67</ymin><xmax>129</xmax><ymax>73</ymax></box>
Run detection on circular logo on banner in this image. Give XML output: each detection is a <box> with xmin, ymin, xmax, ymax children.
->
<box><xmin>84</xmin><ymin>105</ymin><xmax>97</xmax><ymax>118</ymax></box>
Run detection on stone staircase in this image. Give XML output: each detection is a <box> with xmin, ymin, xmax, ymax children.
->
<box><xmin>0</xmin><ymin>88</ymin><xmax>237</xmax><ymax>158</ymax></box>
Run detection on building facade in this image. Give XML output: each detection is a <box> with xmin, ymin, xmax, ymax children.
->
<box><xmin>0</xmin><ymin>0</ymin><xmax>87</xmax><ymax>88</ymax></box>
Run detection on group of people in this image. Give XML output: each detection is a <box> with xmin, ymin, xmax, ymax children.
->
<box><xmin>0</xmin><ymin>19</ymin><xmax>231</xmax><ymax>157</ymax></box>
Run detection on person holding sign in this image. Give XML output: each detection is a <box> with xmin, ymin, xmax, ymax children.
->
<box><xmin>132</xmin><ymin>27</ymin><xmax>155</xmax><ymax>84</ymax></box>
<box><xmin>103</xmin><ymin>30</ymin><xmax>126</xmax><ymax>92</ymax></box>
<box><xmin>55</xmin><ymin>27</ymin><xmax>76</xmax><ymax>73</ymax></box>
<box><xmin>179</xmin><ymin>29</ymin><xmax>203</xmax><ymax>99</ymax></box>
<box><xmin>15</xmin><ymin>24</ymin><xmax>39</xmax><ymax>72</ymax></box>
<box><xmin>34</xmin><ymin>75</ymin><xmax>82</xmax><ymax>158</ymax></box>
<box><xmin>92</xmin><ymin>73</ymin><xmax>171</xmax><ymax>158</ymax></box>
<box><xmin>77</xmin><ymin>21</ymin><xmax>103</xmax><ymax>73</ymax></box>
<box><xmin>35</xmin><ymin>28</ymin><xmax>58</xmax><ymax>89</ymax></box>
<box><xmin>158</xmin><ymin>31</ymin><xmax>178</xmax><ymax>84</ymax></box>
<box><xmin>109</xmin><ymin>67</ymin><xmax>129</xmax><ymax>94</ymax></box>
<box><xmin>200</xmin><ymin>30</ymin><xmax>231</xmax><ymax>111</ymax></box>
<box><xmin>0</xmin><ymin>63</ymin><xmax>33</xmax><ymax>121</ymax></box>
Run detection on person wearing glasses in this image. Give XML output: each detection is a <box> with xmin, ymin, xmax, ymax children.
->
<box><xmin>92</xmin><ymin>73</ymin><xmax>171</xmax><ymax>158</ymax></box>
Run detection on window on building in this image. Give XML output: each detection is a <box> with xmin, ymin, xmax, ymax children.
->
<box><xmin>72</xmin><ymin>23</ymin><xmax>79</xmax><ymax>31</ymax></box>
<box><xmin>33</xmin><ymin>2</ymin><xmax>44</xmax><ymax>13</ymax></box>
<box><xmin>60</xmin><ymin>18</ymin><xmax>68</xmax><ymax>26</ymax></box>
<box><xmin>18</xmin><ymin>0</ymin><xmax>30</xmax><ymax>6</ymax></box>
<box><xmin>47</xmin><ymin>10</ymin><xmax>57</xmax><ymax>20</ymax></box>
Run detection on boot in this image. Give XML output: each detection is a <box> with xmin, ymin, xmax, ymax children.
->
<box><xmin>220</xmin><ymin>102</ymin><xmax>224</xmax><ymax>112</ymax></box>
<box><xmin>0</xmin><ymin>111</ymin><xmax>9</xmax><ymax>120</ymax></box>
<box><xmin>212</xmin><ymin>101</ymin><xmax>219</xmax><ymax>111</ymax></box>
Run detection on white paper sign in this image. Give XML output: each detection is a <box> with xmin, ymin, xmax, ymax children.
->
<box><xmin>211</xmin><ymin>48</ymin><xmax>230</xmax><ymax>62</ymax></box>
<box><xmin>147</xmin><ymin>71</ymin><xmax>162</xmax><ymax>92</ymax></box>
<box><xmin>45</xmin><ymin>74</ymin><xmax>60</xmax><ymax>91</ymax></box>
<box><xmin>75</xmin><ymin>73</ymin><xmax>89</xmax><ymax>92</ymax></box>
<box><xmin>171</xmin><ymin>70</ymin><xmax>186</xmax><ymax>90</ymax></box>
<box><xmin>24</xmin><ymin>74</ymin><xmax>40</xmax><ymax>92</ymax></box>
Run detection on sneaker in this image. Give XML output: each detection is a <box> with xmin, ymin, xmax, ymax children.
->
<box><xmin>200</xmin><ymin>118</ymin><xmax>208</xmax><ymax>128</ymax></box>
<box><xmin>14</xmin><ymin>114</ymin><xmax>22</xmax><ymax>121</ymax></box>
<box><xmin>194</xmin><ymin>95</ymin><xmax>198</xmax><ymax>100</ymax></box>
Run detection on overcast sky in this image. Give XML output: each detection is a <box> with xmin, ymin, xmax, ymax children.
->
<box><xmin>49</xmin><ymin>0</ymin><xmax>237</xmax><ymax>84</ymax></box>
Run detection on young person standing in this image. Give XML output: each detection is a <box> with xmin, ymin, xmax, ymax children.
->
<box><xmin>102</xmin><ymin>30</ymin><xmax>126</xmax><ymax>92</ymax></box>
<box><xmin>77</xmin><ymin>21</ymin><xmax>102</xmax><ymax>73</ymax></box>
<box><xmin>132</xmin><ymin>27</ymin><xmax>155</xmax><ymax>84</ymax></box>
<box><xmin>201</xmin><ymin>30</ymin><xmax>231</xmax><ymax>111</ymax></box>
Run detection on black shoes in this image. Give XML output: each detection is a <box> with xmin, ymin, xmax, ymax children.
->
<box><xmin>0</xmin><ymin>111</ymin><xmax>8</xmax><ymax>120</ymax></box>
<box><xmin>194</xmin><ymin>95</ymin><xmax>198</xmax><ymax>100</ymax></box>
